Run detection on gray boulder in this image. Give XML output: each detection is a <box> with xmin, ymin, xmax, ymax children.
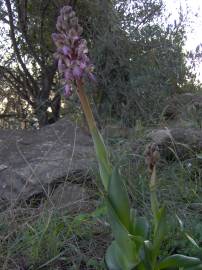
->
<box><xmin>163</xmin><ymin>93</ymin><xmax>202</xmax><ymax>127</ymax></box>
<box><xmin>149</xmin><ymin>127</ymin><xmax>202</xmax><ymax>160</ymax></box>
<box><xmin>0</xmin><ymin>117</ymin><xmax>94</xmax><ymax>204</ymax></box>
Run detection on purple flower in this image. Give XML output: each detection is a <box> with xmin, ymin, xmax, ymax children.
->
<box><xmin>52</xmin><ymin>5</ymin><xmax>95</xmax><ymax>97</ymax></box>
<box><xmin>64</xmin><ymin>70</ymin><xmax>73</xmax><ymax>81</ymax></box>
<box><xmin>72</xmin><ymin>66</ymin><xmax>83</xmax><ymax>79</ymax></box>
<box><xmin>64</xmin><ymin>84</ymin><xmax>72</xmax><ymax>97</ymax></box>
<box><xmin>58</xmin><ymin>58</ymin><xmax>65</xmax><ymax>73</ymax></box>
<box><xmin>80</xmin><ymin>62</ymin><xmax>87</xmax><ymax>69</ymax></box>
<box><xmin>62</xmin><ymin>45</ymin><xmax>71</xmax><ymax>56</ymax></box>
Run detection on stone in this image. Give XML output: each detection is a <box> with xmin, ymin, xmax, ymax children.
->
<box><xmin>47</xmin><ymin>183</ymin><xmax>94</xmax><ymax>214</ymax></box>
<box><xmin>162</xmin><ymin>93</ymin><xmax>202</xmax><ymax>127</ymax></box>
<box><xmin>149</xmin><ymin>127</ymin><xmax>202</xmax><ymax>160</ymax></box>
<box><xmin>0</xmin><ymin>117</ymin><xmax>94</xmax><ymax>205</ymax></box>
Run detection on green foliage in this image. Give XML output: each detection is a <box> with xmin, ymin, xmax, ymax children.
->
<box><xmin>108</xmin><ymin>167</ymin><xmax>131</xmax><ymax>229</ymax></box>
<box><xmin>157</xmin><ymin>254</ymin><xmax>200</xmax><ymax>269</ymax></box>
<box><xmin>1</xmin><ymin>0</ymin><xmax>201</xmax><ymax>127</ymax></box>
<box><xmin>10</xmin><ymin>213</ymin><xmax>67</xmax><ymax>266</ymax></box>
<box><xmin>89</xmin><ymin>0</ymin><xmax>201</xmax><ymax>125</ymax></box>
<box><xmin>104</xmin><ymin>163</ymin><xmax>202</xmax><ymax>270</ymax></box>
<box><xmin>92</xmin><ymin>127</ymin><xmax>112</xmax><ymax>191</ymax></box>
<box><xmin>89</xmin><ymin>114</ymin><xmax>202</xmax><ymax>269</ymax></box>
<box><xmin>1</xmin><ymin>211</ymin><xmax>105</xmax><ymax>269</ymax></box>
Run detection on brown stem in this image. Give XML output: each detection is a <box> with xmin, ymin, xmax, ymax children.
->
<box><xmin>76</xmin><ymin>79</ymin><xmax>97</xmax><ymax>132</ymax></box>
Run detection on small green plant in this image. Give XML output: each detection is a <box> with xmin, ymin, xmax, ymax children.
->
<box><xmin>6</xmin><ymin>211</ymin><xmax>100</xmax><ymax>269</ymax></box>
<box><xmin>52</xmin><ymin>6</ymin><xmax>202</xmax><ymax>269</ymax></box>
<box><xmin>10</xmin><ymin>212</ymin><xmax>65</xmax><ymax>267</ymax></box>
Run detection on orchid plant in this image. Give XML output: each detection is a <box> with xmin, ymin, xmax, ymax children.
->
<box><xmin>52</xmin><ymin>6</ymin><xmax>202</xmax><ymax>270</ymax></box>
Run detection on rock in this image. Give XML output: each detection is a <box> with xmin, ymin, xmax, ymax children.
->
<box><xmin>102</xmin><ymin>125</ymin><xmax>133</xmax><ymax>138</ymax></box>
<box><xmin>149</xmin><ymin>127</ymin><xmax>202</xmax><ymax>160</ymax></box>
<box><xmin>47</xmin><ymin>183</ymin><xmax>94</xmax><ymax>214</ymax></box>
<box><xmin>188</xmin><ymin>203</ymin><xmax>202</xmax><ymax>213</ymax></box>
<box><xmin>0</xmin><ymin>117</ymin><xmax>94</xmax><ymax>205</ymax></box>
<box><xmin>162</xmin><ymin>93</ymin><xmax>202</xmax><ymax>127</ymax></box>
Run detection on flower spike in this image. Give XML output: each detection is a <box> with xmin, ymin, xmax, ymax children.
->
<box><xmin>52</xmin><ymin>5</ymin><xmax>94</xmax><ymax>96</ymax></box>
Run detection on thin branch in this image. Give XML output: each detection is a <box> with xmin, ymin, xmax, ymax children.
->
<box><xmin>1</xmin><ymin>67</ymin><xmax>34</xmax><ymax>105</ymax></box>
<box><xmin>5</xmin><ymin>0</ymin><xmax>39</xmax><ymax>92</ymax></box>
<box><xmin>0</xmin><ymin>65</ymin><xmax>34</xmax><ymax>98</ymax></box>
<box><xmin>15</xmin><ymin>0</ymin><xmax>44</xmax><ymax>68</ymax></box>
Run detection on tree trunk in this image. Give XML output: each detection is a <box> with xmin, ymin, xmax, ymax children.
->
<box><xmin>35</xmin><ymin>99</ymin><xmax>49</xmax><ymax>127</ymax></box>
<box><xmin>50</xmin><ymin>93</ymin><xmax>61</xmax><ymax>123</ymax></box>
<box><xmin>34</xmin><ymin>62</ymin><xmax>58</xmax><ymax>127</ymax></box>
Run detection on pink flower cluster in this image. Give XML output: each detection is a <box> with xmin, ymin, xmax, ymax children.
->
<box><xmin>52</xmin><ymin>6</ymin><xmax>94</xmax><ymax>96</ymax></box>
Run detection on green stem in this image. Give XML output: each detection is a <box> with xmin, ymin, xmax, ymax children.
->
<box><xmin>76</xmin><ymin>80</ymin><xmax>111</xmax><ymax>190</ymax></box>
<box><xmin>150</xmin><ymin>165</ymin><xmax>159</xmax><ymax>269</ymax></box>
<box><xmin>150</xmin><ymin>166</ymin><xmax>159</xmax><ymax>227</ymax></box>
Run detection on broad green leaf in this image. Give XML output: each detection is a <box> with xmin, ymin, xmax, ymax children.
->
<box><xmin>105</xmin><ymin>242</ymin><xmax>122</xmax><ymax>270</ymax></box>
<box><xmin>136</xmin><ymin>217</ymin><xmax>149</xmax><ymax>238</ymax></box>
<box><xmin>98</xmin><ymin>158</ymin><xmax>111</xmax><ymax>191</ymax></box>
<box><xmin>105</xmin><ymin>241</ymin><xmax>136</xmax><ymax>270</ymax></box>
<box><xmin>92</xmin><ymin>128</ymin><xmax>111</xmax><ymax>190</ymax></box>
<box><xmin>157</xmin><ymin>254</ymin><xmax>201</xmax><ymax>269</ymax></box>
<box><xmin>92</xmin><ymin>128</ymin><xmax>109</xmax><ymax>164</ymax></box>
<box><xmin>108</xmin><ymin>166</ymin><xmax>130</xmax><ymax>229</ymax></box>
<box><xmin>106</xmin><ymin>198</ymin><xmax>139</xmax><ymax>267</ymax></box>
<box><xmin>133</xmin><ymin>217</ymin><xmax>149</xmax><ymax>240</ymax></box>
<box><xmin>130</xmin><ymin>209</ymin><xmax>149</xmax><ymax>251</ymax></box>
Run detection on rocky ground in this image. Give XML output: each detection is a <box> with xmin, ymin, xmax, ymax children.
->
<box><xmin>1</xmin><ymin>93</ymin><xmax>202</xmax><ymax>269</ymax></box>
